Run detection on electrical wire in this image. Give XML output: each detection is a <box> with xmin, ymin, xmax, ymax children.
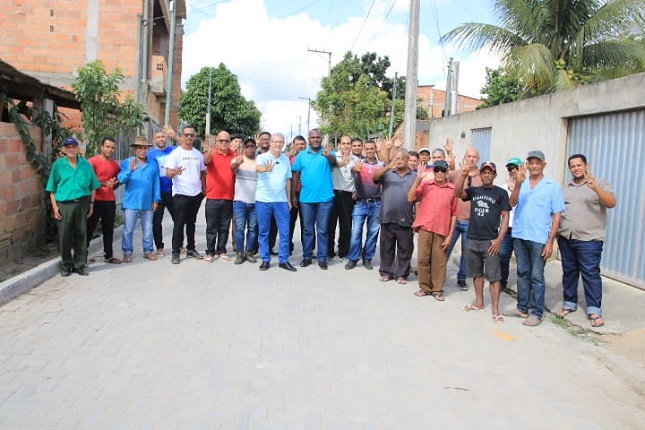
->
<box><xmin>349</xmin><ymin>0</ymin><xmax>377</xmax><ymax>52</ymax></box>
<box><xmin>365</xmin><ymin>0</ymin><xmax>398</xmax><ymax>48</ymax></box>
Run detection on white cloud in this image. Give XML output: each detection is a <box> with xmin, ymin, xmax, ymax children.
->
<box><xmin>181</xmin><ymin>0</ymin><xmax>500</xmax><ymax>136</ymax></box>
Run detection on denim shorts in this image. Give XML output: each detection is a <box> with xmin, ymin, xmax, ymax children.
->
<box><xmin>466</xmin><ymin>239</ymin><xmax>501</xmax><ymax>281</ymax></box>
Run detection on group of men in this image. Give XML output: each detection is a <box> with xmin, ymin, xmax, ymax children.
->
<box><xmin>46</xmin><ymin>127</ymin><xmax>615</xmax><ymax>328</ymax></box>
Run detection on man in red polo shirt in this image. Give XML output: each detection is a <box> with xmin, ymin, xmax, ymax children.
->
<box><xmin>87</xmin><ymin>137</ymin><xmax>121</xmax><ymax>264</ymax></box>
<box><xmin>203</xmin><ymin>130</ymin><xmax>236</xmax><ymax>262</ymax></box>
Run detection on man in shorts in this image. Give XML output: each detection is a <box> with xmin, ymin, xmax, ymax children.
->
<box><xmin>454</xmin><ymin>161</ymin><xmax>510</xmax><ymax>323</ymax></box>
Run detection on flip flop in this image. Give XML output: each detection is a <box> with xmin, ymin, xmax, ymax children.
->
<box><xmin>492</xmin><ymin>314</ymin><xmax>504</xmax><ymax>324</ymax></box>
<box><xmin>431</xmin><ymin>293</ymin><xmax>445</xmax><ymax>302</ymax></box>
<box><xmin>379</xmin><ymin>275</ymin><xmax>393</xmax><ymax>282</ymax></box>
<box><xmin>396</xmin><ymin>277</ymin><xmax>407</xmax><ymax>285</ymax></box>
<box><xmin>464</xmin><ymin>304</ymin><xmax>485</xmax><ymax>312</ymax></box>
<box><xmin>105</xmin><ymin>257</ymin><xmax>122</xmax><ymax>264</ymax></box>
<box><xmin>414</xmin><ymin>290</ymin><xmax>431</xmax><ymax>297</ymax></box>
<box><xmin>590</xmin><ymin>315</ymin><xmax>604</xmax><ymax>327</ymax></box>
<box><xmin>556</xmin><ymin>308</ymin><xmax>576</xmax><ymax>318</ymax></box>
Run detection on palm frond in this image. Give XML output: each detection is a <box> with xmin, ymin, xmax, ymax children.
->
<box><xmin>441</xmin><ymin>23</ymin><xmax>527</xmax><ymax>54</ymax></box>
<box><xmin>507</xmin><ymin>44</ymin><xmax>556</xmax><ymax>91</ymax></box>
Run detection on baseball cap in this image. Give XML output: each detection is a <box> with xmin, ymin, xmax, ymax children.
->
<box><xmin>480</xmin><ymin>161</ymin><xmax>497</xmax><ymax>172</ymax></box>
<box><xmin>418</xmin><ymin>147</ymin><xmax>431</xmax><ymax>154</ymax></box>
<box><xmin>505</xmin><ymin>157</ymin><xmax>522</xmax><ymax>167</ymax></box>
<box><xmin>433</xmin><ymin>160</ymin><xmax>449</xmax><ymax>170</ymax></box>
<box><xmin>62</xmin><ymin>137</ymin><xmax>79</xmax><ymax>147</ymax></box>
<box><xmin>526</xmin><ymin>150</ymin><xmax>545</xmax><ymax>161</ymax></box>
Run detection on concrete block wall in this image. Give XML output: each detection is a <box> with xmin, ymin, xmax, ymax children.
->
<box><xmin>0</xmin><ymin>123</ymin><xmax>46</xmax><ymax>264</ymax></box>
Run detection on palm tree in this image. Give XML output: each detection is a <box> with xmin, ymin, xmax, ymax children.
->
<box><xmin>442</xmin><ymin>0</ymin><xmax>645</xmax><ymax>95</ymax></box>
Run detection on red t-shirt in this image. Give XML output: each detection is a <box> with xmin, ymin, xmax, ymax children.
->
<box><xmin>413</xmin><ymin>180</ymin><xmax>457</xmax><ymax>237</ymax></box>
<box><xmin>205</xmin><ymin>150</ymin><xmax>236</xmax><ymax>200</ymax></box>
<box><xmin>89</xmin><ymin>155</ymin><xmax>120</xmax><ymax>201</ymax></box>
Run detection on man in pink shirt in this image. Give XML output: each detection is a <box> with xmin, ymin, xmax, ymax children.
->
<box><xmin>407</xmin><ymin>160</ymin><xmax>457</xmax><ymax>300</ymax></box>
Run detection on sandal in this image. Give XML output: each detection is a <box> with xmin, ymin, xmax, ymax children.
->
<box><xmin>379</xmin><ymin>275</ymin><xmax>393</xmax><ymax>282</ymax></box>
<box><xmin>590</xmin><ymin>314</ymin><xmax>604</xmax><ymax>327</ymax></box>
<box><xmin>204</xmin><ymin>255</ymin><xmax>214</xmax><ymax>263</ymax></box>
<box><xmin>492</xmin><ymin>314</ymin><xmax>504</xmax><ymax>324</ymax></box>
<box><xmin>556</xmin><ymin>308</ymin><xmax>576</xmax><ymax>318</ymax></box>
<box><xmin>464</xmin><ymin>303</ymin><xmax>485</xmax><ymax>312</ymax></box>
<box><xmin>431</xmin><ymin>293</ymin><xmax>445</xmax><ymax>302</ymax></box>
<box><xmin>123</xmin><ymin>255</ymin><xmax>133</xmax><ymax>263</ymax></box>
<box><xmin>414</xmin><ymin>289</ymin><xmax>431</xmax><ymax>297</ymax></box>
<box><xmin>219</xmin><ymin>254</ymin><xmax>232</xmax><ymax>262</ymax></box>
<box><xmin>503</xmin><ymin>308</ymin><xmax>529</xmax><ymax>318</ymax></box>
<box><xmin>105</xmin><ymin>257</ymin><xmax>122</xmax><ymax>264</ymax></box>
<box><xmin>396</xmin><ymin>277</ymin><xmax>407</xmax><ymax>285</ymax></box>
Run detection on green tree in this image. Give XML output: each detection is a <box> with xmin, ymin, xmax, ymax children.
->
<box><xmin>72</xmin><ymin>60</ymin><xmax>146</xmax><ymax>156</ymax></box>
<box><xmin>442</xmin><ymin>0</ymin><xmax>645</xmax><ymax>95</ymax></box>
<box><xmin>313</xmin><ymin>51</ymin><xmax>423</xmax><ymax>138</ymax></box>
<box><xmin>478</xmin><ymin>66</ymin><xmax>524</xmax><ymax>108</ymax></box>
<box><xmin>179</xmin><ymin>64</ymin><xmax>261</xmax><ymax>137</ymax></box>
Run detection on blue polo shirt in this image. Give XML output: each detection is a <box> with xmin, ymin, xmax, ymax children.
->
<box><xmin>291</xmin><ymin>146</ymin><xmax>335</xmax><ymax>203</ymax></box>
<box><xmin>148</xmin><ymin>146</ymin><xmax>176</xmax><ymax>193</ymax></box>
<box><xmin>512</xmin><ymin>176</ymin><xmax>565</xmax><ymax>244</ymax></box>
<box><xmin>256</xmin><ymin>152</ymin><xmax>291</xmax><ymax>203</ymax></box>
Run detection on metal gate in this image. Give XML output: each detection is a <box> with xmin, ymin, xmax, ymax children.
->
<box><xmin>471</xmin><ymin>127</ymin><xmax>491</xmax><ymax>164</ymax></box>
<box><xmin>567</xmin><ymin>110</ymin><xmax>645</xmax><ymax>289</ymax></box>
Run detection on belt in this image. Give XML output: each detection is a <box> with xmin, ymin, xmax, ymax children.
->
<box><xmin>58</xmin><ymin>196</ymin><xmax>89</xmax><ymax>203</ymax></box>
<box><xmin>359</xmin><ymin>197</ymin><xmax>381</xmax><ymax>203</ymax></box>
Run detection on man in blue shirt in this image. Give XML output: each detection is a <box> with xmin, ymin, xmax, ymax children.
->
<box><xmin>148</xmin><ymin>130</ymin><xmax>176</xmax><ymax>256</ymax></box>
<box><xmin>507</xmin><ymin>150</ymin><xmax>565</xmax><ymax>326</ymax></box>
<box><xmin>118</xmin><ymin>136</ymin><xmax>161</xmax><ymax>263</ymax></box>
<box><xmin>291</xmin><ymin>129</ymin><xmax>337</xmax><ymax>270</ymax></box>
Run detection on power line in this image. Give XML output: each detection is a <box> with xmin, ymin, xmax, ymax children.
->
<box><xmin>349</xmin><ymin>0</ymin><xmax>377</xmax><ymax>52</ymax></box>
<box><xmin>429</xmin><ymin>0</ymin><xmax>449</xmax><ymax>69</ymax></box>
<box><xmin>277</xmin><ymin>0</ymin><xmax>323</xmax><ymax>19</ymax></box>
<box><xmin>365</xmin><ymin>0</ymin><xmax>398</xmax><ymax>47</ymax></box>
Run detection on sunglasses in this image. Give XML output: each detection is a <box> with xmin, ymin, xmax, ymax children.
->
<box><xmin>433</xmin><ymin>167</ymin><xmax>447</xmax><ymax>173</ymax></box>
<box><xmin>183</xmin><ymin>133</ymin><xmax>196</xmax><ymax>138</ymax></box>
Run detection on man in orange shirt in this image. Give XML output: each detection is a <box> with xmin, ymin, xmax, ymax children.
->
<box><xmin>86</xmin><ymin>137</ymin><xmax>121</xmax><ymax>264</ymax></box>
<box><xmin>203</xmin><ymin>131</ymin><xmax>236</xmax><ymax>262</ymax></box>
<box><xmin>408</xmin><ymin>160</ymin><xmax>457</xmax><ymax>300</ymax></box>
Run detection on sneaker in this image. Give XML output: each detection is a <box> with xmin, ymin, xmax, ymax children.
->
<box><xmin>143</xmin><ymin>253</ymin><xmax>157</xmax><ymax>261</ymax></box>
<box><xmin>457</xmin><ymin>280</ymin><xmax>468</xmax><ymax>291</ymax></box>
<box><xmin>171</xmin><ymin>253</ymin><xmax>180</xmax><ymax>264</ymax></box>
<box><xmin>60</xmin><ymin>266</ymin><xmax>72</xmax><ymax>277</ymax></box>
<box><xmin>245</xmin><ymin>252</ymin><xmax>257</xmax><ymax>263</ymax></box>
<box><xmin>363</xmin><ymin>259</ymin><xmax>373</xmax><ymax>270</ymax></box>
<box><xmin>186</xmin><ymin>249</ymin><xmax>204</xmax><ymax>259</ymax></box>
<box><xmin>234</xmin><ymin>252</ymin><xmax>245</xmax><ymax>265</ymax></box>
<box><xmin>74</xmin><ymin>266</ymin><xmax>89</xmax><ymax>276</ymax></box>
<box><xmin>345</xmin><ymin>260</ymin><xmax>357</xmax><ymax>270</ymax></box>
<box><xmin>522</xmin><ymin>315</ymin><xmax>542</xmax><ymax>327</ymax></box>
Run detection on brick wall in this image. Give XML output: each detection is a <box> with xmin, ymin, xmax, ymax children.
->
<box><xmin>0</xmin><ymin>123</ymin><xmax>46</xmax><ymax>264</ymax></box>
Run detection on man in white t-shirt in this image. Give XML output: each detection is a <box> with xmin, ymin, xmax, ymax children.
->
<box><xmin>165</xmin><ymin>125</ymin><xmax>206</xmax><ymax>264</ymax></box>
<box><xmin>255</xmin><ymin>132</ymin><xmax>295</xmax><ymax>272</ymax></box>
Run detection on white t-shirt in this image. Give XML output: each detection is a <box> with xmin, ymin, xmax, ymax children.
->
<box><xmin>165</xmin><ymin>146</ymin><xmax>206</xmax><ymax>196</ymax></box>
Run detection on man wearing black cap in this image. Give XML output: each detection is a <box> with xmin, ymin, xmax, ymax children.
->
<box><xmin>454</xmin><ymin>161</ymin><xmax>510</xmax><ymax>323</ymax></box>
<box><xmin>507</xmin><ymin>150</ymin><xmax>565</xmax><ymax>327</ymax></box>
<box><xmin>46</xmin><ymin>137</ymin><xmax>100</xmax><ymax>276</ymax></box>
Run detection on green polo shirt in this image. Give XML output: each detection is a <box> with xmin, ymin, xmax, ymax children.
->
<box><xmin>46</xmin><ymin>156</ymin><xmax>100</xmax><ymax>201</ymax></box>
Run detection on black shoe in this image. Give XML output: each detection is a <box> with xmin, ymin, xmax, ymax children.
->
<box><xmin>270</xmin><ymin>249</ymin><xmax>278</xmax><ymax>256</ymax></box>
<box><xmin>75</xmin><ymin>267</ymin><xmax>89</xmax><ymax>276</ymax></box>
<box><xmin>345</xmin><ymin>260</ymin><xmax>357</xmax><ymax>270</ymax></box>
<box><xmin>259</xmin><ymin>261</ymin><xmax>270</xmax><ymax>271</ymax></box>
<box><xmin>300</xmin><ymin>258</ymin><xmax>312</xmax><ymax>267</ymax></box>
<box><xmin>318</xmin><ymin>260</ymin><xmax>328</xmax><ymax>270</ymax></box>
<box><xmin>171</xmin><ymin>253</ymin><xmax>180</xmax><ymax>264</ymax></box>
<box><xmin>458</xmin><ymin>280</ymin><xmax>468</xmax><ymax>291</ymax></box>
<box><xmin>60</xmin><ymin>266</ymin><xmax>72</xmax><ymax>277</ymax></box>
<box><xmin>186</xmin><ymin>249</ymin><xmax>204</xmax><ymax>259</ymax></box>
<box><xmin>279</xmin><ymin>262</ymin><xmax>297</xmax><ymax>272</ymax></box>
<box><xmin>363</xmin><ymin>259</ymin><xmax>373</xmax><ymax>270</ymax></box>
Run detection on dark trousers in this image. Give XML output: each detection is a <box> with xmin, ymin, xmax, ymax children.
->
<box><xmin>558</xmin><ymin>236</ymin><xmax>604</xmax><ymax>315</ymax></box>
<box><xmin>86</xmin><ymin>200</ymin><xmax>116</xmax><ymax>259</ymax></box>
<box><xmin>379</xmin><ymin>223</ymin><xmax>414</xmax><ymax>279</ymax></box>
<box><xmin>205</xmin><ymin>198</ymin><xmax>233</xmax><ymax>255</ymax></box>
<box><xmin>327</xmin><ymin>190</ymin><xmax>354</xmax><ymax>258</ymax></box>
<box><xmin>57</xmin><ymin>198</ymin><xmax>90</xmax><ymax>269</ymax></box>
<box><xmin>172</xmin><ymin>193</ymin><xmax>203</xmax><ymax>254</ymax></box>
<box><xmin>499</xmin><ymin>227</ymin><xmax>514</xmax><ymax>287</ymax></box>
<box><xmin>153</xmin><ymin>190</ymin><xmax>175</xmax><ymax>251</ymax></box>
<box><xmin>289</xmin><ymin>206</ymin><xmax>305</xmax><ymax>254</ymax></box>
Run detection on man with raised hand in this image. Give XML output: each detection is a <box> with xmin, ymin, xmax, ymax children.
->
<box><xmin>231</xmin><ymin>137</ymin><xmax>259</xmax><ymax>265</ymax></box>
<box><xmin>148</xmin><ymin>129</ymin><xmax>176</xmax><ymax>256</ymax></box>
<box><xmin>328</xmin><ymin>134</ymin><xmax>357</xmax><ymax>260</ymax></box>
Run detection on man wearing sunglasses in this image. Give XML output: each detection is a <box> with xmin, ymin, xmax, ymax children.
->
<box><xmin>165</xmin><ymin>125</ymin><xmax>207</xmax><ymax>264</ymax></box>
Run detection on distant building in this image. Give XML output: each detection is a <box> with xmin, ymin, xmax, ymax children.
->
<box><xmin>0</xmin><ymin>0</ymin><xmax>187</xmax><ymax>133</ymax></box>
<box><xmin>417</xmin><ymin>85</ymin><xmax>483</xmax><ymax>119</ymax></box>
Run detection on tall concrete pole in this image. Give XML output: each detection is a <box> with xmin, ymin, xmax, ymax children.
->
<box><xmin>205</xmin><ymin>67</ymin><xmax>212</xmax><ymax>137</ymax></box>
<box><xmin>164</xmin><ymin>0</ymin><xmax>177</xmax><ymax>126</ymax></box>
<box><xmin>388</xmin><ymin>72</ymin><xmax>398</xmax><ymax>137</ymax></box>
<box><xmin>403</xmin><ymin>0</ymin><xmax>420</xmax><ymax>150</ymax></box>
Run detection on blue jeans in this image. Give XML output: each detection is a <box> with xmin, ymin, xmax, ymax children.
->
<box><xmin>122</xmin><ymin>209</ymin><xmax>154</xmax><ymax>255</ymax></box>
<box><xmin>514</xmin><ymin>238</ymin><xmax>547</xmax><ymax>319</ymax></box>
<box><xmin>256</xmin><ymin>202</ymin><xmax>290</xmax><ymax>263</ymax></box>
<box><xmin>300</xmin><ymin>201</ymin><xmax>333</xmax><ymax>261</ymax></box>
<box><xmin>348</xmin><ymin>201</ymin><xmax>381</xmax><ymax>262</ymax></box>
<box><xmin>446</xmin><ymin>220</ymin><xmax>469</xmax><ymax>282</ymax></box>
<box><xmin>558</xmin><ymin>236</ymin><xmax>604</xmax><ymax>316</ymax></box>
<box><xmin>499</xmin><ymin>228</ymin><xmax>514</xmax><ymax>287</ymax></box>
<box><xmin>233</xmin><ymin>201</ymin><xmax>257</xmax><ymax>252</ymax></box>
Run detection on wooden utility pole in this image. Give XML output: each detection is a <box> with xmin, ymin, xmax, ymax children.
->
<box><xmin>403</xmin><ymin>0</ymin><xmax>419</xmax><ymax>150</ymax></box>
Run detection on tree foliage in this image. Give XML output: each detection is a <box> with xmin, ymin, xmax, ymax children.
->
<box><xmin>179</xmin><ymin>64</ymin><xmax>261</xmax><ymax>137</ymax></box>
<box><xmin>72</xmin><ymin>60</ymin><xmax>146</xmax><ymax>156</ymax></box>
<box><xmin>478</xmin><ymin>67</ymin><xmax>524</xmax><ymax>108</ymax></box>
<box><xmin>442</xmin><ymin>0</ymin><xmax>645</xmax><ymax>96</ymax></box>
<box><xmin>313</xmin><ymin>51</ymin><xmax>426</xmax><ymax>138</ymax></box>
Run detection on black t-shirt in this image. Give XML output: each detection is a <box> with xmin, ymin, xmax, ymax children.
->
<box><xmin>463</xmin><ymin>185</ymin><xmax>511</xmax><ymax>240</ymax></box>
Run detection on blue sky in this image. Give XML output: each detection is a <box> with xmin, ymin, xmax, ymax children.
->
<box><xmin>181</xmin><ymin>0</ymin><xmax>499</xmax><ymax>136</ymax></box>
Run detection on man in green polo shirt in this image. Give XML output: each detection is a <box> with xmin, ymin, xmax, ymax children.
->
<box><xmin>46</xmin><ymin>137</ymin><xmax>101</xmax><ymax>276</ymax></box>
